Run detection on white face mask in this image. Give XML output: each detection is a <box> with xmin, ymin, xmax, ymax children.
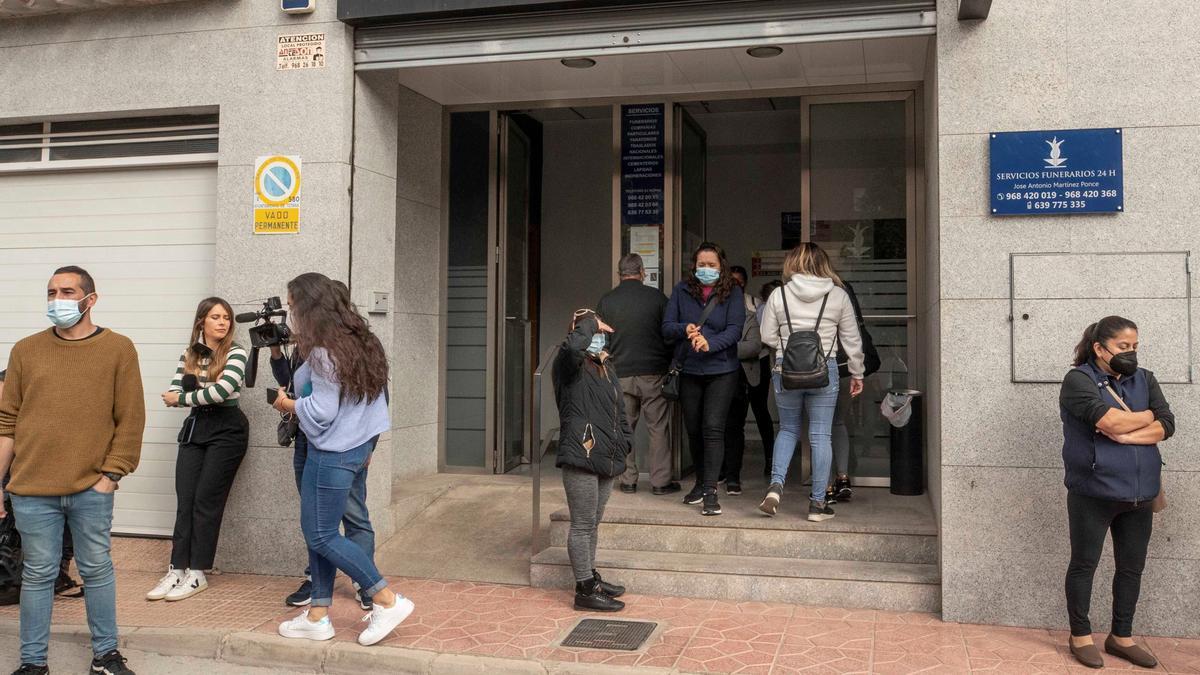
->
<box><xmin>46</xmin><ymin>294</ymin><xmax>94</xmax><ymax>329</ymax></box>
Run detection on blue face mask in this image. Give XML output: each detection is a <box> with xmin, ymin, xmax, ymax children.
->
<box><xmin>46</xmin><ymin>295</ymin><xmax>93</xmax><ymax>329</ymax></box>
<box><xmin>695</xmin><ymin>267</ymin><xmax>720</xmax><ymax>286</ymax></box>
<box><xmin>586</xmin><ymin>332</ymin><xmax>606</xmax><ymax>356</ymax></box>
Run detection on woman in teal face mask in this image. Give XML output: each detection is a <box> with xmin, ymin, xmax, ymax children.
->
<box><xmin>662</xmin><ymin>242</ymin><xmax>746</xmax><ymax>517</ymax></box>
<box><xmin>552</xmin><ymin>309</ymin><xmax>632</xmax><ymax>612</ymax></box>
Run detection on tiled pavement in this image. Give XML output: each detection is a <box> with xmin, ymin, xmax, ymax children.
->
<box><xmin>2</xmin><ymin>539</ymin><xmax>1198</xmax><ymax>674</ymax></box>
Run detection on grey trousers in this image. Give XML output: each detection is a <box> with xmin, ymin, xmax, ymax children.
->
<box><xmin>619</xmin><ymin>374</ymin><xmax>672</xmax><ymax>488</ymax></box>
<box><xmin>561</xmin><ymin>465</ymin><xmax>614</xmax><ymax>583</ymax></box>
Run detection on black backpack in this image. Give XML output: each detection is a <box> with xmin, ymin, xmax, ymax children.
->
<box><xmin>778</xmin><ymin>290</ymin><xmax>833</xmax><ymax>390</ymax></box>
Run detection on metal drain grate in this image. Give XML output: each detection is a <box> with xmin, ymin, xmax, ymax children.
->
<box><xmin>561</xmin><ymin>619</ymin><xmax>657</xmax><ymax>651</ymax></box>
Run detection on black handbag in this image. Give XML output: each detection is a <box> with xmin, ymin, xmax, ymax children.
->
<box><xmin>836</xmin><ymin>282</ymin><xmax>881</xmax><ymax>379</ymax></box>
<box><xmin>0</xmin><ymin>495</ymin><xmax>21</xmax><ymax>606</ymax></box>
<box><xmin>778</xmin><ymin>290</ymin><xmax>833</xmax><ymax>390</ymax></box>
<box><xmin>662</xmin><ymin>295</ymin><xmax>719</xmax><ymax>401</ymax></box>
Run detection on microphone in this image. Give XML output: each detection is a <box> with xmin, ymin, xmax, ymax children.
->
<box><xmin>181</xmin><ymin>374</ymin><xmax>199</xmax><ymax>392</ymax></box>
<box><xmin>235</xmin><ymin>311</ymin><xmax>260</xmax><ymax>323</ymax></box>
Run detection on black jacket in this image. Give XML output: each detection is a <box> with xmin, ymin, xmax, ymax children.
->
<box><xmin>596</xmin><ymin>279</ymin><xmax>671</xmax><ymax>378</ymax></box>
<box><xmin>553</xmin><ymin>316</ymin><xmax>631</xmax><ymax>478</ymax></box>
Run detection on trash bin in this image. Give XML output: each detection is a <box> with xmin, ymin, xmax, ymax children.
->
<box><xmin>881</xmin><ymin>389</ymin><xmax>923</xmax><ymax>496</ymax></box>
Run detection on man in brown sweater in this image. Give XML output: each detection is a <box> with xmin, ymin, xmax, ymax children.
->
<box><xmin>0</xmin><ymin>266</ymin><xmax>144</xmax><ymax>675</ymax></box>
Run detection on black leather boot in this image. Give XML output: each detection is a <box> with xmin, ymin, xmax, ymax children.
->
<box><xmin>592</xmin><ymin>569</ymin><xmax>625</xmax><ymax>598</ymax></box>
<box><xmin>574</xmin><ymin>579</ymin><xmax>624</xmax><ymax>612</ymax></box>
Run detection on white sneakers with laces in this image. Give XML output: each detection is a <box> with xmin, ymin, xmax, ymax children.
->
<box><xmin>358</xmin><ymin>596</ymin><xmax>415</xmax><ymax>646</ymax></box>
<box><xmin>146</xmin><ymin>566</ymin><xmax>183</xmax><ymax>601</ymax></box>
<box><xmin>164</xmin><ymin>568</ymin><xmax>207</xmax><ymax>601</ymax></box>
<box><xmin>278</xmin><ymin>610</ymin><xmax>336</xmax><ymax>641</ymax></box>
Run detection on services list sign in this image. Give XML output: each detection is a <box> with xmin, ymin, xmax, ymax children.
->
<box><xmin>621</xmin><ymin>104</ymin><xmax>665</xmax><ymax>226</ymax></box>
<box><xmin>990</xmin><ymin>128</ymin><xmax>1122</xmax><ymax>215</ymax></box>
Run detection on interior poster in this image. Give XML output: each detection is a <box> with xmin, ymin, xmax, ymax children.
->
<box><xmin>629</xmin><ymin>225</ymin><xmax>661</xmax><ymax>288</ymax></box>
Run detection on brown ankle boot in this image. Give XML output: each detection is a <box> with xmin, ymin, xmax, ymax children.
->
<box><xmin>1105</xmin><ymin>635</ymin><xmax>1158</xmax><ymax>669</ymax></box>
<box><xmin>1070</xmin><ymin>638</ymin><xmax>1104</xmax><ymax>669</ymax></box>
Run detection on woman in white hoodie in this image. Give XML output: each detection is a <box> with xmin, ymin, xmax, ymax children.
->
<box><xmin>758</xmin><ymin>243</ymin><xmax>865</xmax><ymax>522</ymax></box>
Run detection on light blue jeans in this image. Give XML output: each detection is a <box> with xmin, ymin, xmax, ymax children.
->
<box><xmin>770</xmin><ymin>359</ymin><xmax>840</xmax><ymax>504</ymax></box>
<box><xmin>300</xmin><ymin>440</ymin><xmax>389</xmax><ymax>607</ymax></box>
<box><xmin>12</xmin><ymin>487</ymin><xmax>118</xmax><ymax>665</ymax></box>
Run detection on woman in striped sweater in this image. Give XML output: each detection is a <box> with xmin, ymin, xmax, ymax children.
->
<box><xmin>146</xmin><ymin>297</ymin><xmax>250</xmax><ymax>602</ymax></box>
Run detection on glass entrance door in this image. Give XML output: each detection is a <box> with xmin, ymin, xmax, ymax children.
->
<box><xmin>497</xmin><ymin>116</ymin><xmax>533</xmax><ymax>473</ymax></box>
<box><xmin>803</xmin><ymin>93</ymin><xmax>916</xmax><ymax>486</ymax></box>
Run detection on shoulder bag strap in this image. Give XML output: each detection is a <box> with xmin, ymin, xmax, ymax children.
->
<box><xmin>1104</xmin><ymin>382</ymin><xmax>1133</xmax><ymax>413</ymax></box>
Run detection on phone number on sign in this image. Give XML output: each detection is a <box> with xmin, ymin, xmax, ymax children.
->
<box><xmin>996</xmin><ymin>189</ymin><xmax>1119</xmax><ymax>201</ymax></box>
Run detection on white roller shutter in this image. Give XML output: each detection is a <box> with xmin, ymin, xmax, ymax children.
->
<box><xmin>0</xmin><ymin>165</ymin><xmax>217</xmax><ymax>536</ymax></box>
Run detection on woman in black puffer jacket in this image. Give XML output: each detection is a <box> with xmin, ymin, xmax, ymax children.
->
<box><xmin>553</xmin><ymin>309</ymin><xmax>632</xmax><ymax>612</ymax></box>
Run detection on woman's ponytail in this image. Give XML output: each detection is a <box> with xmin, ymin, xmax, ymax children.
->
<box><xmin>1072</xmin><ymin>323</ymin><xmax>1098</xmax><ymax>367</ymax></box>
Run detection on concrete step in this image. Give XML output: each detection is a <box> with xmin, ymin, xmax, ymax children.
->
<box><xmin>530</xmin><ymin>546</ymin><xmax>941</xmax><ymax>613</ymax></box>
<box><xmin>548</xmin><ymin>487</ymin><xmax>939</xmax><ymax>564</ymax></box>
<box><xmin>549</xmin><ymin>516</ymin><xmax>936</xmax><ymax>564</ymax></box>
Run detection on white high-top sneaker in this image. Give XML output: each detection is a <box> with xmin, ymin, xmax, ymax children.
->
<box><xmin>146</xmin><ymin>566</ymin><xmax>183</xmax><ymax>601</ymax></box>
<box><xmin>278</xmin><ymin>610</ymin><xmax>335</xmax><ymax>641</ymax></box>
<box><xmin>164</xmin><ymin>568</ymin><xmax>207</xmax><ymax>601</ymax></box>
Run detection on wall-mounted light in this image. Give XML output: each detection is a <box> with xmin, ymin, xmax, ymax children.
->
<box><xmin>746</xmin><ymin>46</ymin><xmax>783</xmax><ymax>59</ymax></box>
<box><xmin>560</xmin><ymin>57</ymin><xmax>597</xmax><ymax>69</ymax></box>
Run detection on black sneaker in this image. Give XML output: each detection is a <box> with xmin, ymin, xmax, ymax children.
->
<box><xmin>683</xmin><ymin>484</ymin><xmax>704</xmax><ymax>505</ymax></box>
<box><xmin>835</xmin><ymin>477</ymin><xmax>853</xmax><ymax>502</ymax></box>
<box><xmin>620</xmin><ymin>483</ymin><xmax>637</xmax><ymax>494</ymax></box>
<box><xmin>12</xmin><ymin>665</ymin><xmax>48</xmax><ymax>675</ymax></box>
<box><xmin>701</xmin><ymin>490</ymin><xmax>722</xmax><ymax>516</ymax></box>
<box><xmin>807</xmin><ymin>500</ymin><xmax>835</xmax><ymax>522</ymax></box>
<box><xmin>825</xmin><ymin>485</ymin><xmax>838</xmax><ymax>505</ymax></box>
<box><xmin>652</xmin><ymin>482</ymin><xmax>681</xmax><ymax>496</ymax></box>
<box><xmin>285</xmin><ymin>578</ymin><xmax>312</xmax><ymax>606</ymax></box>
<box><xmin>574</xmin><ymin>579</ymin><xmax>624</xmax><ymax>612</ymax></box>
<box><xmin>91</xmin><ymin>649</ymin><xmax>134</xmax><ymax>675</ymax></box>
<box><xmin>758</xmin><ymin>482</ymin><xmax>783</xmax><ymax>516</ymax></box>
<box><xmin>358</xmin><ymin>588</ymin><xmax>373</xmax><ymax>611</ymax></box>
<box><xmin>726</xmin><ymin>479</ymin><xmax>742</xmax><ymax>496</ymax></box>
<box><xmin>592</xmin><ymin>569</ymin><xmax>625</xmax><ymax>598</ymax></box>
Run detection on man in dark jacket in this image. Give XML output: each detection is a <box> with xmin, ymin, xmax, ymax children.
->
<box><xmin>596</xmin><ymin>254</ymin><xmax>679</xmax><ymax>496</ymax></box>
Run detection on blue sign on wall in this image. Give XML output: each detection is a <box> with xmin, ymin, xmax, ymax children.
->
<box><xmin>990</xmin><ymin>128</ymin><xmax>1123</xmax><ymax>215</ymax></box>
<box><xmin>621</xmin><ymin>104</ymin><xmax>665</xmax><ymax>226</ymax></box>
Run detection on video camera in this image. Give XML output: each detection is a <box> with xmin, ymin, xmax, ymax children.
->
<box><xmin>235</xmin><ymin>297</ymin><xmax>293</xmax><ymax>387</ymax></box>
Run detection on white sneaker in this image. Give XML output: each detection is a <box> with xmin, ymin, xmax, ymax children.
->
<box><xmin>357</xmin><ymin>596</ymin><xmax>415</xmax><ymax>646</ymax></box>
<box><xmin>278</xmin><ymin>610</ymin><xmax>335</xmax><ymax>641</ymax></box>
<box><xmin>146</xmin><ymin>566</ymin><xmax>183</xmax><ymax>601</ymax></box>
<box><xmin>164</xmin><ymin>569</ymin><xmax>207</xmax><ymax>601</ymax></box>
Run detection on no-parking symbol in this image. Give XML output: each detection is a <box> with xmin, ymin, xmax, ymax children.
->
<box><xmin>254</xmin><ymin>155</ymin><xmax>301</xmax><ymax>234</ymax></box>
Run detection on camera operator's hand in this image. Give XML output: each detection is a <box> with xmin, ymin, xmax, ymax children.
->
<box><xmin>162</xmin><ymin>391</ymin><xmax>181</xmax><ymax>407</ymax></box>
<box><xmin>272</xmin><ymin>388</ymin><xmax>296</xmax><ymax>413</ymax></box>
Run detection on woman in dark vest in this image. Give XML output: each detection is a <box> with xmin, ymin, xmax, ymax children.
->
<box><xmin>663</xmin><ymin>242</ymin><xmax>745</xmax><ymax>517</ymax></box>
<box><xmin>553</xmin><ymin>309</ymin><xmax>631</xmax><ymax>612</ymax></box>
<box><xmin>1059</xmin><ymin>315</ymin><xmax>1174</xmax><ymax>669</ymax></box>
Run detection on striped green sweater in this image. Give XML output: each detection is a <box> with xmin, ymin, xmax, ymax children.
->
<box><xmin>168</xmin><ymin>344</ymin><xmax>248</xmax><ymax>407</ymax></box>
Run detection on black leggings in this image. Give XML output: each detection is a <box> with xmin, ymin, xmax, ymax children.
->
<box><xmin>680</xmin><ymin>371</ymin><xmax>739</xmax><ymax>490</ymax></box>
<box><xmin>1065</xmin><ymin>492</ymin><xmax>1153</xmax><ymax>637</ymax></box>
<box><xmin>171</xmin><ymin>406</ymin><xmax>249</xmax><ymax>570</ymax></box>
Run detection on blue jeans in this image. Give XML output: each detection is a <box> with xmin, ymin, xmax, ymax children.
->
<box><xmin>12</xmin><ymin>487</ymin><xmax>117</xmax><ymax>665</ymax></box>
<box><xmin>292</xmin><ymin>433</ymin><xmax>376</xmax><ymax>577</ymax></box>
<box><xmin>770</xmin><ymin>359</ymin><xmax>840</xmax><ymax>503</ymax></box>
<box><xmin>300</xmin><ymin>440</ymin><xmax>387</xmax><ymax>607</ymax></box>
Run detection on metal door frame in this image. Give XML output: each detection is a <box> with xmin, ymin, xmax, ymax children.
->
<box><xmin>495</xmin><ymin>113</ymin><xmax>534</xmax><ymax>473</ymax></box>
<box><xmin>800</xmin><ymin>90</ymin><xmax>920</xmax><ymax>488</ymax></box>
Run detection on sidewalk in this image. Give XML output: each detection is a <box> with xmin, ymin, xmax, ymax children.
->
<box><xmin>1</xmin><ymin>539</ymin><xmax>1197</xmax><ymax>674</ymax></box>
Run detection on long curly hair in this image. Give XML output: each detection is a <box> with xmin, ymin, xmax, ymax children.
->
<box><xmin>288</xmin><ymin>272</ymin><xmax>388</xmax><ymax>403</ymax></box>
<box><xmin>685</xmin><ymin>241</ymin><xmax>736</xmax><ymax>304</ymax></box>
<box><xmin>184</xmin><ymin>297</ymin><xmax>236</xmax><ymax>381</ymax></box>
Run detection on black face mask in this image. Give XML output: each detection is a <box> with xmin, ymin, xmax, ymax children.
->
<box><xmin>1103</xmin><ymin>346</ymin><xmax>1138</xmax><ymax>377</ymax></box>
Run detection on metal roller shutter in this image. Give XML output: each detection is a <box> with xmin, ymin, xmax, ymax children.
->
<box><xmin>0</xmin><ymin>165</ymin><xmax>217</xmax><ymax>536</ymax></box>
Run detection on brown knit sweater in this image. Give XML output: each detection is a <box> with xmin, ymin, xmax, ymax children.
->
<box><xmin>0</xmin><ymin>328</ymin><xmax>145</xmax><ymax>496</ymax></box>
